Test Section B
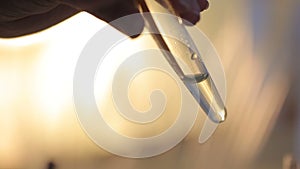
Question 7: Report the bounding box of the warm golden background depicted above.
[0,0,299,168]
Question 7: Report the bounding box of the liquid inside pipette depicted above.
[183,73,227,123]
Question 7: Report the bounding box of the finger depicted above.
[198,0,209,12]
[180,12,200,26]
[170,0,201,25]
[89,0,144,38]
[0,4,78,38]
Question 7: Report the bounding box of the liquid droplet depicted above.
[218,108,227,123]
[191,53,198,60]
[178,17,183,24]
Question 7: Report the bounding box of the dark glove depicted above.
[0,0,209,38]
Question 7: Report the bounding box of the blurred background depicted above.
[0,0,299,169]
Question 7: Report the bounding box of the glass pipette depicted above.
[139,0,227,123]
